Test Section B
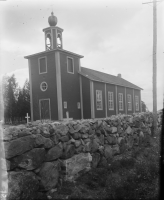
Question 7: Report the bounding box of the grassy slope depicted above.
[51,132,161,200]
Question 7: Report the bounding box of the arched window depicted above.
[57,33,62,48]
[46,33,52,50]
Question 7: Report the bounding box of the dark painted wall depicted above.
[106,84,116,116]
[60,52,81,119]
[30,52,58,121]
[81,76,91,119]
[94,81,106,118]
[134,89,140,112]
[126,88,134,114]
[117,86,125,114]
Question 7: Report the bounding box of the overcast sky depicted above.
[0,0,163,111]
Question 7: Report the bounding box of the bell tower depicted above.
[43,12,63,50]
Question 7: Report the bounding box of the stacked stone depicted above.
[1,112,154,200]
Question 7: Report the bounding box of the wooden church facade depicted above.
[25,13,142,121]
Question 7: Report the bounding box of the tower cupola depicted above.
[48,12,58,26]
[43,12,63,51]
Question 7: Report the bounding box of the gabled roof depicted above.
[79,67,143,90]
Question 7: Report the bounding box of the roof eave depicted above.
[78,72,143,90]
[24,49,84,59]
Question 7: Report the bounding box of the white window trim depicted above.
[96,90,103,110]
[40,82,48,92]
[127,94,132,111]
[39,98,51,120]
[67,56,74,74]
[135,95,139,111]
[118,93,124,111]
[38,56,47,74]
[108,91,114,110]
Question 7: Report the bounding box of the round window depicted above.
[40,82,48,91]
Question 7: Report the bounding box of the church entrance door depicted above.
[39,99,51,120]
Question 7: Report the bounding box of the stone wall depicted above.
[1,112,157,200]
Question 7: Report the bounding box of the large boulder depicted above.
[46,145,63,161]
[7,171,39,200]
[34,134,53,148]
[11,148,46,170]
[4,135,35,159]
[62,153,92,181]
[39,162,59,191]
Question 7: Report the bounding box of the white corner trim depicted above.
[104,84,107,117]
[55,52,63,120]
[125,87,127,114]
[115,85,118,115]
[133,89,135,113]
[79,76,83,119]
[28,59,33,121]
[90,81,95,119]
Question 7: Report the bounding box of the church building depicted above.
[25,12,142,121]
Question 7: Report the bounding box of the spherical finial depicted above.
[48,12,57,26]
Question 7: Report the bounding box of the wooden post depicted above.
[104,83,107,118]
[125,87,127,115]
[152,0,157,136]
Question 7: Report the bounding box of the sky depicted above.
[0,0,163,111]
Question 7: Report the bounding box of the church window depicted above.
[127,94,132,111]
[40,82,48,92]
[64,101,67,109]
[135,96,139,111]
[108,91,114,110]
[39,57,47,74]
[67,57,74,74]
[77,102,80,109]
[96,90,103,110]
[118,93,123,111]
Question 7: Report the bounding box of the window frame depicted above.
[118,93,124,111]
[96,90,103,110]
[135,95,139,111]
[40,82,48,92]
[108,91,114,110]
[127,94,132,111]
[38,56,47,74]
[67,56,74,74]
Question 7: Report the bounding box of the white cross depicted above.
[25,113,30,124]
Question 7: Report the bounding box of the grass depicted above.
[50,132,160,200]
